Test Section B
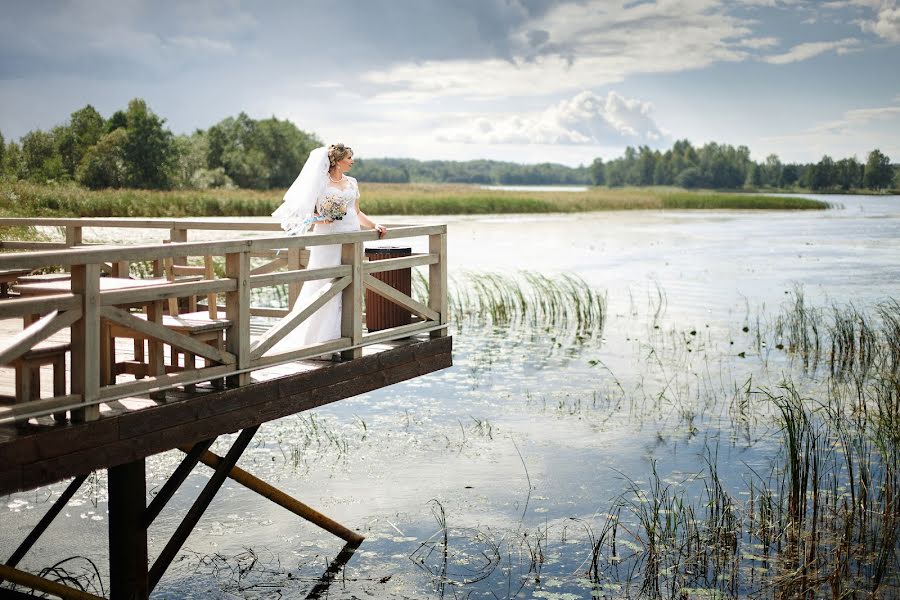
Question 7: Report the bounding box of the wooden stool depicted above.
[9,343,70,423]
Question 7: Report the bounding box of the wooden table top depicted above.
[0,269,31,282]
[14,277,171,296]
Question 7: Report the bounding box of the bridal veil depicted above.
[272,146,328,235]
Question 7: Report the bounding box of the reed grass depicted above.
[443,271,606,338]
[773,291,900,382]
[0,180,828,220]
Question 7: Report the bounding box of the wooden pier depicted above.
[0,218,452,599]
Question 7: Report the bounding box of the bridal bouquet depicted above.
[305,195,348,226]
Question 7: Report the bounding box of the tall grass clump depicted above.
[441,271,606,339]
[773,292,900,382]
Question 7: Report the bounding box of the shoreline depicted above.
[0,181,833,221]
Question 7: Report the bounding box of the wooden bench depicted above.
[6,342,70,423]
[0,269,31,298]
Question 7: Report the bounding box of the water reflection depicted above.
[4,196,900,598]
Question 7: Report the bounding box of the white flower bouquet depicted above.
[304,194,348,226]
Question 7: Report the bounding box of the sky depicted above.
[1,0,899,167]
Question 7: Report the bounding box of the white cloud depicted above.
[738,37,780,48]
[364,1,754,101]
[435,91,668,146]
[860,4,900,41]
[811,103,900,134]
[762,37,860,63]
[761,99,900,160]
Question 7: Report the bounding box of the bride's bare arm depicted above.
[356,204,386,238]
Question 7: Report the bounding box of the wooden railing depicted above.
[0,217,311,286]
[0,224,448,425]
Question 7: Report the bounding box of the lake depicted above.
[3,194,899,598]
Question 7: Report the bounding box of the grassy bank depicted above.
[0,180,829,219]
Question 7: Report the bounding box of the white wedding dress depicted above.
[267,177,361,355]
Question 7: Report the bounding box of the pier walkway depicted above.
[0,218,451,599]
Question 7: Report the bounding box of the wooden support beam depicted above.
[108,459,149,600]
[182,445,364,544]
[149,426,259,591]
[144,439,215,527]
[4,475,88,569]
[0,564,105,600]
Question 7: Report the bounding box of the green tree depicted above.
[745,163,764,189]
[589,157,605,186]
[3,142,22,178]
[834,157,862,191]
[809,155,836,191]
[206,113,319,189]
[653,152,675,185]
[106,110,127,133]
[763,154,783,188]
[62,105,105,176]
[863,149,893,190]
[0,131,5,172]
[781,164,800,188]
[20,129,63,182]
[122,98,176,188]
[76,128,128,189]
[172,131,209,188]
[674,166,706,189]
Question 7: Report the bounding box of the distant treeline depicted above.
[1,98,897,193]
[591,141,898,192]
[358,143,898,192]
[350,157,592,186]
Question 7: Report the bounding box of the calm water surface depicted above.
[4,194,899,598]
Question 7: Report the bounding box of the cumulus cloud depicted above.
[762,37,860,63]
[860,4,900,41]
[364,1,754,101]
[435,91,668,145]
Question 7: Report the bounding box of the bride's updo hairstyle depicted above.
[327,143,353,169]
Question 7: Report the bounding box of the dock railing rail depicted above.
[0,223,448,425]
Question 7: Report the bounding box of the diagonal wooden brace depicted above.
[178,444,364,545]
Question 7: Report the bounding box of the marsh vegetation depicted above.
[0,180,827,222]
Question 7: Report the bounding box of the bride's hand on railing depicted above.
[374,224,386,238]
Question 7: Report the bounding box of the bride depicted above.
[267,143,386,355]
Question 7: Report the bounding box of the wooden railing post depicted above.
[146,300,165,401]
[340,242,363,360]
[225,250,251,386]
[428,232,448,338]
[167,227,188,276]
[65,225,82,248]
[70,263,100,422]
[287,247,303,306]
[64,226,83,274]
